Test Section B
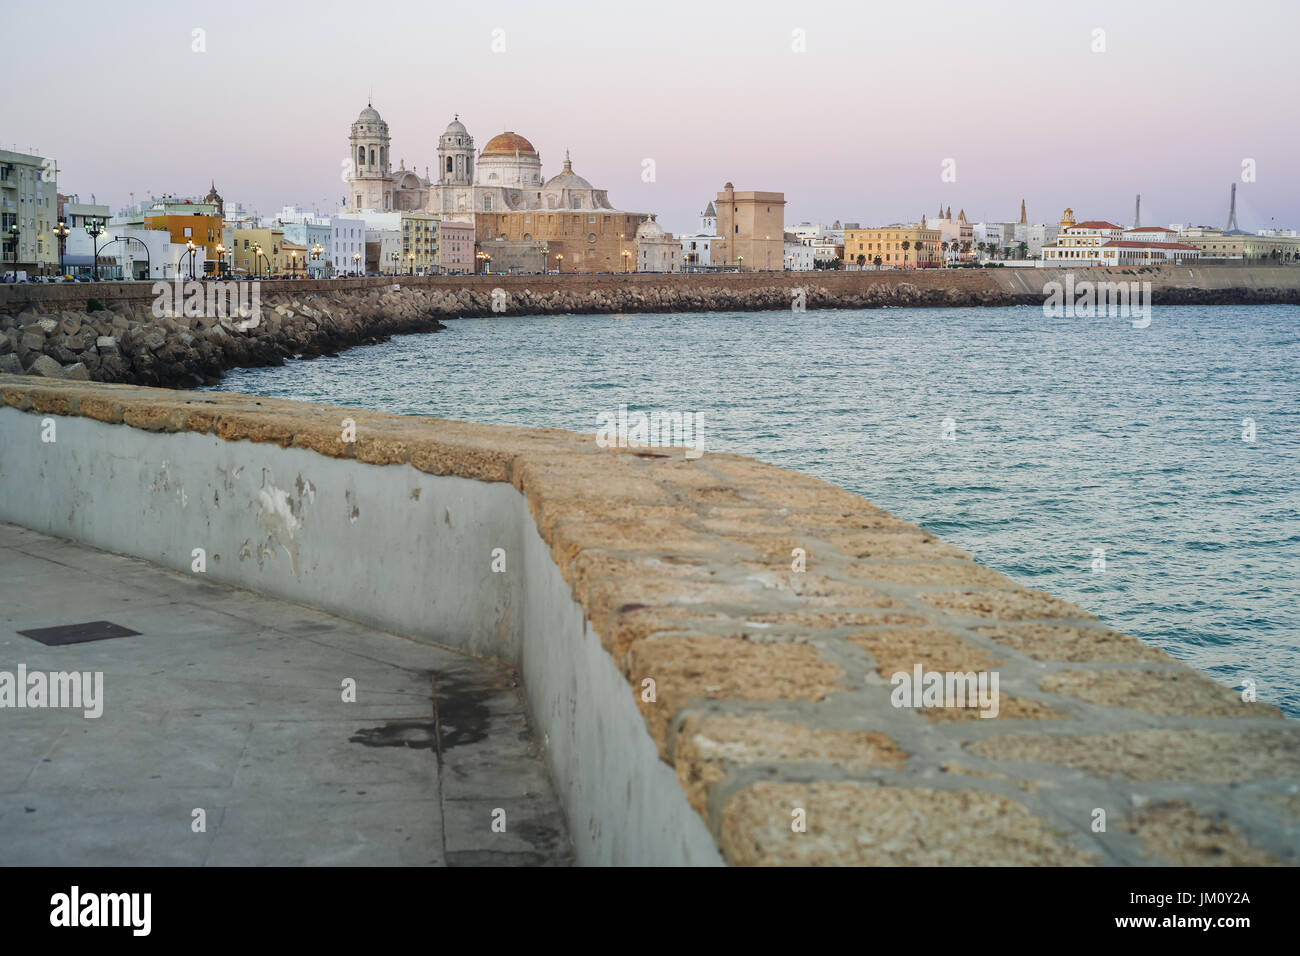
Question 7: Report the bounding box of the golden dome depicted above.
[481,131,537,155]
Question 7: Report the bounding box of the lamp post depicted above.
[476,250,490,274]
[311,242,323,278]
[352,251,361,275]
[85,216,105,280]
[53,219,69,276]
[186,239,197,280]
[408,252,414,276]
[622,248,630,273]
[555,253,563,273]
[216,242,225,278]
[290,250,298,278]
[736,254,744,272]
[6,223,18,273]
[390,251,399,275]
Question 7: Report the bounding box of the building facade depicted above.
[843,223,941,268]
[438,220,474,274]
[400,211,439,275]
[713,183,786,271]
[330,218,365,275]
[635,217,681,272]
[0,149,58,275]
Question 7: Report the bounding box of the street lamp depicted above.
[390,251,399,275]
[85,216,105,280]
[53,219,70,276]
[408,252,415,276]
[186,239,197,280]
[290,250,298,278]
[6,223,16,272]
[622,249,630,273]
[476,250,490,274]
[216,242,225,278]
[736,254,744,272]
[311,242,323,277]
[555,253,563,273]
[352,251,361,275]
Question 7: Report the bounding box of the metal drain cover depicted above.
[17,621,141,646]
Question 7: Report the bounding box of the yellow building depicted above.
[713,183,786,271]
[143,200,223,262]
[400,211,439,275]
[1177,227,1300,262]
[282,239,308,277]
[224,227,285,277]
[843,223,941,268]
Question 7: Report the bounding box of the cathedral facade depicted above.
[345,105,622,220]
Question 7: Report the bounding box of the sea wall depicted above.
[1,375,1296,865]
[1,266,1296,386]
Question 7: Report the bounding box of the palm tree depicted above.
[873,255,882,268]
[901,240,911,268]
[856,253,866,268]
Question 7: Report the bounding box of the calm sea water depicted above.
[204,305,1300,716]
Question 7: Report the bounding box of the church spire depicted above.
[1019,198,1027,224]
[563,148,572,173]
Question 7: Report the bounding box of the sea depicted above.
[203,304,1300,716]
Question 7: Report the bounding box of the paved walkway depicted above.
[0,522,571,866]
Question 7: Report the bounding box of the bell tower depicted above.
[347,102,393,212]
[437,115,475,187]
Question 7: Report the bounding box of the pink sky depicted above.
[3,0,1296,234]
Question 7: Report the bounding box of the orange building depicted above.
[143,199,223,262]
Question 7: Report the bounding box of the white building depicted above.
[1040,210,1199,266]
[1040,210,1124,265]
[972,222,1017,258]
[680,201,719,269]
[61,198,112,275]
[103,225,209,281]
[1014,222,1058,257]
[330,217,366,275]
[635,217,681,272]
[784,233,814,270]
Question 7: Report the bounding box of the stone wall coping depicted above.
[3,373,1296,866]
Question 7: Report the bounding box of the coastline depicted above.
[1,264,1297,387]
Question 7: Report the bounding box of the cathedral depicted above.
[345,104,619,218]
[344,102,659,272]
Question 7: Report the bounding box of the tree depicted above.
[901,240,910,268]
[873,255,882,267]
[856,253,866,268]
[1018,241,1028,259]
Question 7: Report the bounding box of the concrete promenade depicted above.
[0,522,572,866]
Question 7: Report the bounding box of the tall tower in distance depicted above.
[1019,199,1027,225]
[347,102,392,212]
[1133,194,1141,228]
[437,115,475,187]
[1226,183,1239,231]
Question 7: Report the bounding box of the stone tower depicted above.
[1019,199,1027,224]
[348,102,392,212]
[437,115,475,187]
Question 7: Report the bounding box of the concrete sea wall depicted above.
[1,265,1297,387]
[1,375,1296,865]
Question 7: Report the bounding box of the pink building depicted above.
[438,220,475,274]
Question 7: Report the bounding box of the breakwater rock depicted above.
[0,286,448,387]
[2,266,1297,386]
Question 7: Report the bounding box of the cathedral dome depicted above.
[357,105,382,123]
[544,151,592,191]
[444,116,468,136]
[482,131,537,156]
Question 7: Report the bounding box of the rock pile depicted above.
[0,286,448,387]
